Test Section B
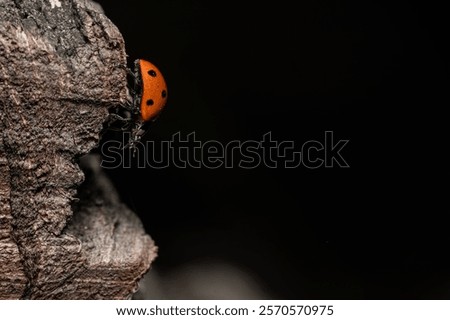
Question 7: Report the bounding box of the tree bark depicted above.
[0,0,157,299]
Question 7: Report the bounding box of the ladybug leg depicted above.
[104,113,133,132]
[126,67,135,78]
[122,134,139,156]
[122,120,147,156]
[124,64,142,116]
[126,64,141,89]
[106,113,131,122]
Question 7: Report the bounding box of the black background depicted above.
[95,0,448,298]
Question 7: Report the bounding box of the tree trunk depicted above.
[0,0,157,299]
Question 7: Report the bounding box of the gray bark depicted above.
[0,0,157,299]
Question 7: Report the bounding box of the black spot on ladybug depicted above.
[162,90,167,98]
[148,70,157,77]
[146,99,154,106]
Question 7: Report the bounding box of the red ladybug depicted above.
[137,59,168,122]
[108,59,168,149]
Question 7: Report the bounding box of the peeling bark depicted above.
[0,0,156,299]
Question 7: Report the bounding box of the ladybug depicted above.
[107,59,168,150]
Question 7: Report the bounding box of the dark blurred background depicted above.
[94,0,448,298]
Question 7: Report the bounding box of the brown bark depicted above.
[0,0,156,299]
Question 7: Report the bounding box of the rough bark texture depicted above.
[0,0,157,299]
